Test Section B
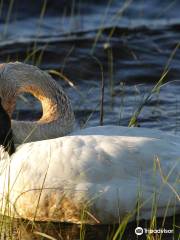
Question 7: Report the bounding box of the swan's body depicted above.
[0,62,179,224]
[0,126,179,224]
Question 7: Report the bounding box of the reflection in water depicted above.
[0,215,179,240]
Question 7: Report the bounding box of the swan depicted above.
[0,62,75,144]
[0,62,179,224]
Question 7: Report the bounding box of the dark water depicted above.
[0,0,180,132]
[0,0,180,239]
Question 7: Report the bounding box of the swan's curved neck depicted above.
[0,62,75,144]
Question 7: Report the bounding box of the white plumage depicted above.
[0,126,179,224]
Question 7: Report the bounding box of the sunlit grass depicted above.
[2,0,15,37]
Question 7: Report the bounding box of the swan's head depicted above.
[0,97,7,111]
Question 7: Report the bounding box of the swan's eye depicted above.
[12,93,43,121]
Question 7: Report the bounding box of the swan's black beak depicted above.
[0,97,15,155]
[0,97,12,118]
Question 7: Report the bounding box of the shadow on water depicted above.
[1,214,179,240]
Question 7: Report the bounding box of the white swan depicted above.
[0,63,179,224]
[0,62,75,144]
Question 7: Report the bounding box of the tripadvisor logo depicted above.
[135,227,143,235]
[135,227,173,235]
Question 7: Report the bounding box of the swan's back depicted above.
[0,130,179,224]
[71,125,179,140]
